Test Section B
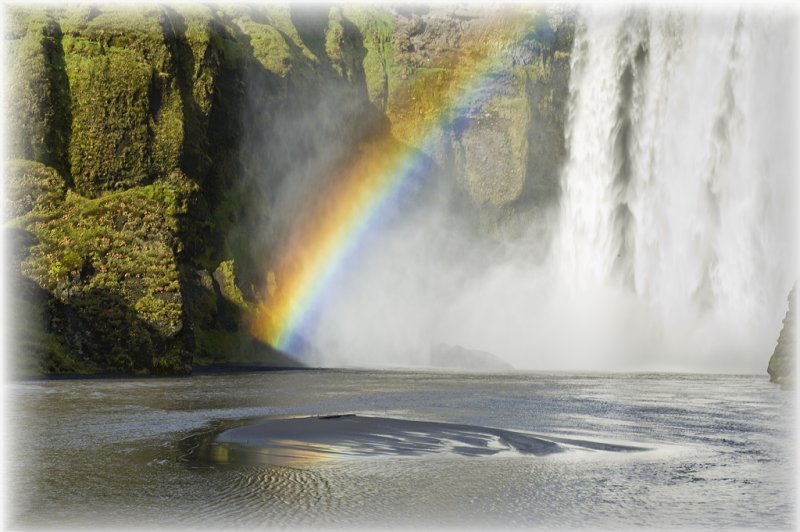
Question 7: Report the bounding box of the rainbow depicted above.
[249,13,539,357]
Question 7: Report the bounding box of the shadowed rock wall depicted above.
[4,5,573,375]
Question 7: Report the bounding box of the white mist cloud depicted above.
[252,6,797,375]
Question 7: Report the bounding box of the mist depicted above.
[242,5,797,374]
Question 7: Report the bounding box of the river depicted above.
[6,370,795,529]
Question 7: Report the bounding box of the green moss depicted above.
[261,5,317,62]
[6,178,193,373]
[5,5,273,374]
[171,5,221,110]
[13,182,187,336]
[6,10,71,177]
[388,65,456,141]
[58,6,164,36]
[4,5,577,374]
[40,331,82,373]
[324,8,370,87]
[344,6,395,108]
[214,259,249,310]
[151,351,187,374]
[193,328,247,364]
[58,6,184,197]
[64,45,152,195]
[325,12,345,76]
[151,76,185,176]
[244,20,295,76]
[4,160,66,218]
[223,5,322,84]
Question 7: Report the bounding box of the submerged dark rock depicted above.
[768,286,796,389]
[430,343,514,372]
[201,414,647,465]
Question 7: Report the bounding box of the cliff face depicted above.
[768,287,796,389]
[367,7,573,235]
[4,5,573,375]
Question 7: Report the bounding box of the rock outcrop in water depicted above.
[430,343,514,372]
[196,414,647,466]
[4,5,574,375]
[768,287,796,389]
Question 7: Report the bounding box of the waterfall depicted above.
[552,6,798,371]
[307,5,796,373]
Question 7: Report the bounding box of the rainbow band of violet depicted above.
[248,12,540,357]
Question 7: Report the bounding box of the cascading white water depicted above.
[552,6,798,372]
[310,5,797,373]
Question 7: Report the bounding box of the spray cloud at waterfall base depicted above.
[250,6,797,374]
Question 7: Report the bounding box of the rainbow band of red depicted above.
[248,13,539,356]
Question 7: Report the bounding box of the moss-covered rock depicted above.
[58,7,184,197]
[8,174,193,373]
[5,229,74,375]
[6,11,71,178]
[373,6,573,231]
[343,7,395,109]
[213,259,249,310]
[768,286,796,389]
[4,160,66,218]
[4,5,576,375]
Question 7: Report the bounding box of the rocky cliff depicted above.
[768,287,795,389]
[4,5,574,375]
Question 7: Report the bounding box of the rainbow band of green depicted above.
[276,23,537,356]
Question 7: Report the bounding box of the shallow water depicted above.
[6,370,796,529]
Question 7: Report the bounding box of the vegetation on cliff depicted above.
[4,5,574,375]
[768,287,796,389]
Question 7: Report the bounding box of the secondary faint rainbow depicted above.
[249,13,538,357]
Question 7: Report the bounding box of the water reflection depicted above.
[193,433,348,466]
[8,371,795,529]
